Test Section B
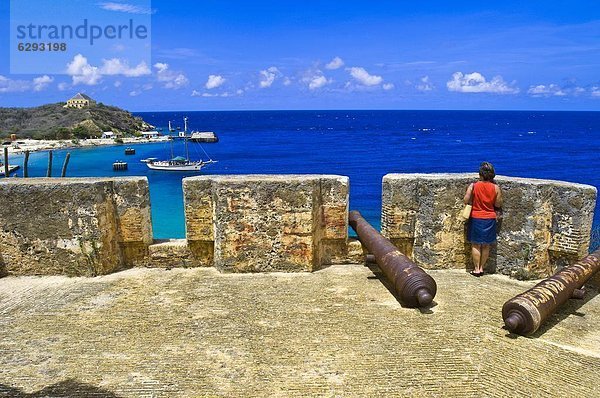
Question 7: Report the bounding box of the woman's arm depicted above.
[495,185,503,207]
[464,183,474,204]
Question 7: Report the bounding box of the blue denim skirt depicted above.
[468,218,497,244]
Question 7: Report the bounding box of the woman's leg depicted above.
[480,244,491,272]
[471,244,482,273]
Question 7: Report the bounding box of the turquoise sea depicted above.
[10,110,600,241]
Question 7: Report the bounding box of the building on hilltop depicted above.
[64,93,96,109]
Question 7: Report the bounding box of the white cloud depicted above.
[32,75,53,91]
[348,67,383,86]
[205,74,225,89]
[310,75,331,90]
[0,74,56,93]
[527,84,566,97]
[383,83,395,91]
[67,54,102,85]
[154,62,189,89]
[416,76,434,92]
[259,67,280,88]
[101,58,150,77]
[99,2,153,14]
[0,76,30,93]
[283,77,292,86]
[66,54,150,85]
[302,70,332,90]
[129,83,152,97]
[447,72,519,94]
[527,83,587,97]
[592,87,600,97]
[192,90,241,98]
[154,63,168,73]
[325,56,344,70]
[58,82,70,91]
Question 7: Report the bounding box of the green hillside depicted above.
[0,102,154,139]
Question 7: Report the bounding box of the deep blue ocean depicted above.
[11,110,600,240]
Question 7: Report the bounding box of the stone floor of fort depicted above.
[0,264,599,397]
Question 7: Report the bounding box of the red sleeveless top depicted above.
[471,181,497,219]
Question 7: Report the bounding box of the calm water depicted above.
[12,110,600,239]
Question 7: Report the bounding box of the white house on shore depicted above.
[64,93,96,109]
[101,131,115,139]
[141,131,160,138]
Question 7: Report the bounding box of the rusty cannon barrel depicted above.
[502,249,600,336]
[348,210,437,307]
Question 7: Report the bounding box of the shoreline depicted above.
[3,136,171,156]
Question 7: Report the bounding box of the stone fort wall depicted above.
[0,177,152,277]
[0,174,597,285]
[382,173,597,279]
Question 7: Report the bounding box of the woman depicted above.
[463,162,503,277]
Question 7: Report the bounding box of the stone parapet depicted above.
[183,175,349,272]
[0,177,152,276]
[381,173,597,278]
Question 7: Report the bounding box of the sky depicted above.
[0,0,599,111]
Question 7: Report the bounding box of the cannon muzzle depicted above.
[502,249,600,335]
[349,210,437,307]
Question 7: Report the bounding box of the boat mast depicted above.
[184,117,189,160]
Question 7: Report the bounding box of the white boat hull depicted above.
[145,160,216,171]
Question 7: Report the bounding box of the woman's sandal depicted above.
[470,271,484,277]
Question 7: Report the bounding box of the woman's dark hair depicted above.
[479,162,495,181]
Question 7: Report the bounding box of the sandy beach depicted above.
[3,136,171,155]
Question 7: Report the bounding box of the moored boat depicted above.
[190,131,218,143]
[143,117,217,172]
[145,156,216,171]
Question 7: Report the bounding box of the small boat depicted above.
[113,161,128,171]
[146,156,216,171]
[125,147,135,155]
[144,117,217,172]
[183,117,219,142]
[190,131,218,143]
[168,121,175,132]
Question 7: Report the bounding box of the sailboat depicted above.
[144,117,217,171]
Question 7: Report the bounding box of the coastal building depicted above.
[64,93,96,109]
[142,131,160,139]
[101,131,115,139]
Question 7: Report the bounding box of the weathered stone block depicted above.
[183,175,349,272]
[0,177,152,276]
[148,239,195,268]
[381,173,596,279]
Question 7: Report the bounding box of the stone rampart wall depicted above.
[381,173,597,278]
[183,175,349,272]
[1,174,597,285]
[0,177,152,276]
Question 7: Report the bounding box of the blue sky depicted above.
[0,0,599,111]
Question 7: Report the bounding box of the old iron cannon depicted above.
[502,249,600,336]
[348,210,437,308]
